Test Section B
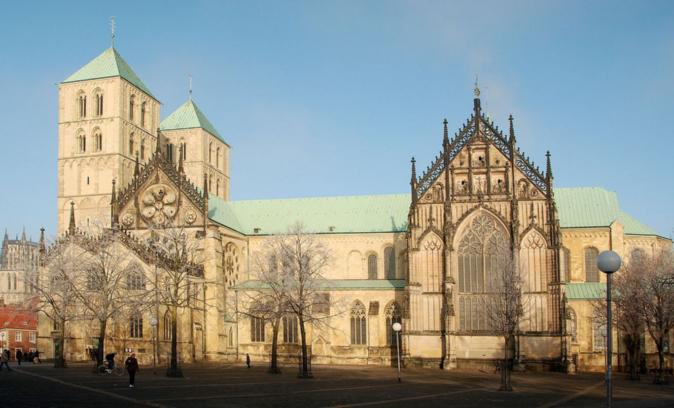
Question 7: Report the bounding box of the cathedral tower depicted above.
[57,47,160,233]
[160,98,230,200]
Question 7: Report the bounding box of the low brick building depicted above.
[0,302,38,360]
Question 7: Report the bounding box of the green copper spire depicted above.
[160,99,227,145]
[62,47,155,99]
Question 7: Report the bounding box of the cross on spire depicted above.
[110,16,116,47]
[474,74,480,98]
[189,74,193,100]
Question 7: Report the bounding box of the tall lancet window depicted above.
[457,213,508,332]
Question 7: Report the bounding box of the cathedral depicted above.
[38,45,672,372]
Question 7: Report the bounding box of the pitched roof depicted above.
[209,193,409,235]
[555,187,657,235]
[160,99,227,144]
[208,187,660,237]
[566,282,605,300]
[62,47,155,98]
[0,306,37,330]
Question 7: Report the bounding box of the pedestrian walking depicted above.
[16,349,22,366]
[125,353,139,388]
[0,350,11,371]
[34,350,41,364]
[246,353,251,368]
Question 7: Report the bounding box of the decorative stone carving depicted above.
[121,212,135,227]
[184,210,197,225]
[140,184,178,225]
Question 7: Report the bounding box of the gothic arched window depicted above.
[129,95,135,121]
[140,101,146,127]
[384,247,396,279]
[385,301,402,346]
[216,147,220,168]
[129,314,143,338]
[520,232,548,332]
[77,132,86,153]
[367,254,377,280]
[140,139,146,160]
[93,130,103,152]
[584,247,599,283]
[350,301,367,345]
[457,214,508,332]
[95,92,103,116]
[209,142,213,163]
[163,310,173,340]
[282,315,298,343]
[78,91,87,118]
[129,133,135,156]
[630,248,646,263]
[561,247,571,282]
[223,243,240,288]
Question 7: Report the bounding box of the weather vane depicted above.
[110,16,116,47]
[474,74,480,98]
[189,74,192,100]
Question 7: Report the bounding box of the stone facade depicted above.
[37,46,672,373]
[0,230,39,305]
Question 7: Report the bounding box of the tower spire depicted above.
[546,150,554,189]
[68,201,76,235]
[473,75,481,114]
[508,114,516,145]
[39,227,46,266]
[443,118,449,148]
[110,16,116,48]
[410,157,418,204]
[155,128,162,157]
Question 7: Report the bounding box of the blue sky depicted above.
[0,0,672,240]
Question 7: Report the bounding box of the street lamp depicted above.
[392,322,402,383]
[150,317,158,375]
[597,250,621,408]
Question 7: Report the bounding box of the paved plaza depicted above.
[1,362,672,408]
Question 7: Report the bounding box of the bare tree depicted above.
[68,232,148,369]
[260,223,332,378]
[484,252,522,392]
[244,249,290,374]
[33,239,85,368]
[148,225,205,377]
[636,249,674,384]
[593,256,646,380]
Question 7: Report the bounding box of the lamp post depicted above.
[597,250,621,408]
[392,322,402,383]
[150,317,158,375]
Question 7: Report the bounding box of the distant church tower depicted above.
[57,46,160,233]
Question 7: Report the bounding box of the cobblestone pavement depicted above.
[1,362,673,408]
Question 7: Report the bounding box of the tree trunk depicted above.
[55,318,66,368]
[655,339,666,384]
[500,335,513,391]
[167,306,183,377]
[96,319,107,369]
[625,334,640,380]
[270,317,281,374]
[298,315,311,378]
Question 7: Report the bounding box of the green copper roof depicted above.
[208,187,659,237]
[160,99,227,144]
[209,193,409,235]
[566,282,605,300]
[63,47,155,98]
[555,187,657,235]
[236,279,406,291]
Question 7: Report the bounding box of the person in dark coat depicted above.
[125,353,139,387]
[0,350,10,371]
[246,353,251,368]
[34,350,41,364]
[15,350,22,366]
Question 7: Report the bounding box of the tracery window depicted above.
[350,301,367,345]
[457,214,508,332]
[163,310,173,340]
[385,301,402,346]
[127,269,145,291]
[384,247,396,279]
[167,143,174,163]
[630,248,646,263]
[223,243,240,288]
[251,316,265,342]
[129,314,143,338]
[584,247,599,283]
[592,313,606,351]
[520,232,548,332]
[282,315,298,343]
[367,254,377,280]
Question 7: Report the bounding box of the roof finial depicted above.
[68,201,76,235]
[443,119,449,147]
[546,150,553,183]
[188,74,192,100]
[410,157,418,204]
[110,16,116,48]
[474,74,480,98]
